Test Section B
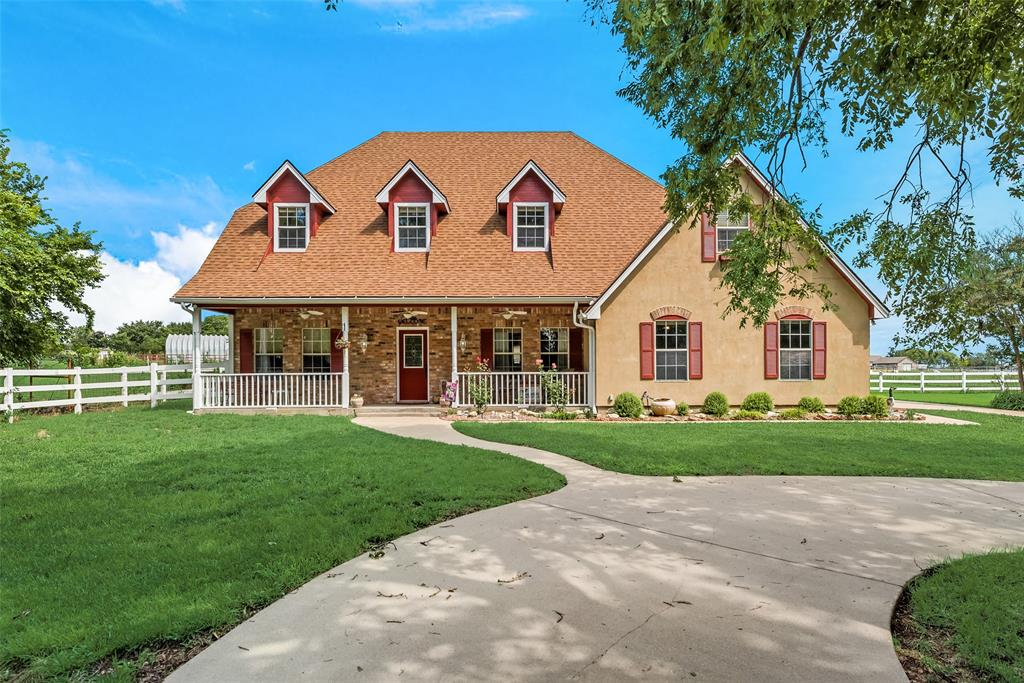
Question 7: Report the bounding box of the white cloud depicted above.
[148,0,186,11]
[151,222,219,280]
[243,160,256,171]
[81,253,190,332]
[362,1,530,33]
[9,138,232,233]
[68,222,220,332]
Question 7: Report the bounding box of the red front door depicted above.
[398,330,428,402]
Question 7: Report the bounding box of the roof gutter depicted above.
[170,295,595,306]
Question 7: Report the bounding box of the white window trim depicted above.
[778,318,814,382]
[492,327,524,372]
[274,202,310,253]
[654,319,689,382]
[301,328,331,374]
[394,202,431,253]
[714,211,750,255]
[512,202,549,252]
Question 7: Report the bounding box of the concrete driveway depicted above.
[170,417,1024,682]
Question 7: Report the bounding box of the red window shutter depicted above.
[701,213,716,262]
[239,329,254,374]
[479,329,494,368]
[569,328,584,370]
[330,328,345,373]
[639,322,655,380]
[688,321,703,379]
[764,321,779,379]
[813,321,827,379]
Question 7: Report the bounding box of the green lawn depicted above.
[873,390,1001,408]
[896,548,1024,681]
[0,402,564,679]
[454,411,1024,479]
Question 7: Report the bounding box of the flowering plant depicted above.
[538,360,568,410]
[467,357,492,411]
[333,335,350,350]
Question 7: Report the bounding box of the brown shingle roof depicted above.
[173,132,668,301]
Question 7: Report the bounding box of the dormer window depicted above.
[498,161,565,253]
[252,160,335,254]
[395,203,430,252]
[715,211,750,253]
[274,203,310,252]
[513,203,549,251]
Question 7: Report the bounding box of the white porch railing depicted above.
[456,371,590,407]
[201,372,347,409]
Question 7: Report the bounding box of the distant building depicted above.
[870,356,920,372]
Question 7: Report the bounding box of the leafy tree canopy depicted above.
[591,0,1023,330]
[108,320,170,356]
[887,347,961,368]
[0,130,104,366]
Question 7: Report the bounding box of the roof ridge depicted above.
[565,131,665,189]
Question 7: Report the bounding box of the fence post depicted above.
[919,371,925,392]
[150,363,159,408]
[877,373,883,393]
[73,367,83,414]
[121,367,129,407]
[4,367,13,424]
[961,370,967,393]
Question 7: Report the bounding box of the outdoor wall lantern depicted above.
[358,333,369,354]
[458,332,467,354]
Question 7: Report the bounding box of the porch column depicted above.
[226,313,235,372]
[450,305,458,407]
[191,306,203,411]
[341,306,350,409]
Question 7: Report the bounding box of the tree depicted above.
[202,315,229,336]
[888,347,961,368]
[590,0,1023,327]
[108,320,169,356]
[0,130,104,366]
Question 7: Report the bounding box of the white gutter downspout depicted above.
[572,302,598,413]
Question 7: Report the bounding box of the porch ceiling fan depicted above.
[394,309,429,320]
[298,310,325,320]
[494,308,528,321]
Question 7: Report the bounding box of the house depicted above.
[870,356,920,372]
[172,132,888,412]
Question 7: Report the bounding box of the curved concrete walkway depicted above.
[895,399,1024,417]
[170,418,1024,683]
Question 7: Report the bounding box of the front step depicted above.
[354,405,444,417]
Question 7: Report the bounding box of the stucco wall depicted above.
[594,183,871,407]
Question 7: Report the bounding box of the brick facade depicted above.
[230,305,584,405]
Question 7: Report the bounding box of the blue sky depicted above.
[2,0,1020,349]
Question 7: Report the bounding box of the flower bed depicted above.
[445,407,925,423]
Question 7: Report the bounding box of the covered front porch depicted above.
[184,303,594,412]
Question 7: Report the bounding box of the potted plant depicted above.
[351,392,364,408]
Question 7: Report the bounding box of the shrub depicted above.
[101,350,138,368]
[732,409,764,420]
[991,391,1024,411]
[702,391,729,416]
[797,396,825,413]
[549,409,578,420]
[779,407,806,420]
[740,391,774,413]
[582,406,596,420]
[837,395,864,417]
[613,392,643,418]
[861,394,889,418]
[539,367,569,411]
[675,402,689,416]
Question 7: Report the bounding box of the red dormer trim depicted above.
[497,161,565,241]
[253,160,334,242]
[375,161,449,249]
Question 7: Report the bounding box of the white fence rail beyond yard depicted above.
[457,371,590,407]
[2,363,225,421]
[871,369,1021,393]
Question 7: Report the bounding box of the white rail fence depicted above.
[871,369,1021,393]
[457,371,590,407]
[201,372,346,409]
[2,363,225,420]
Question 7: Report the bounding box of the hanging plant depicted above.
[334,333,350,350]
